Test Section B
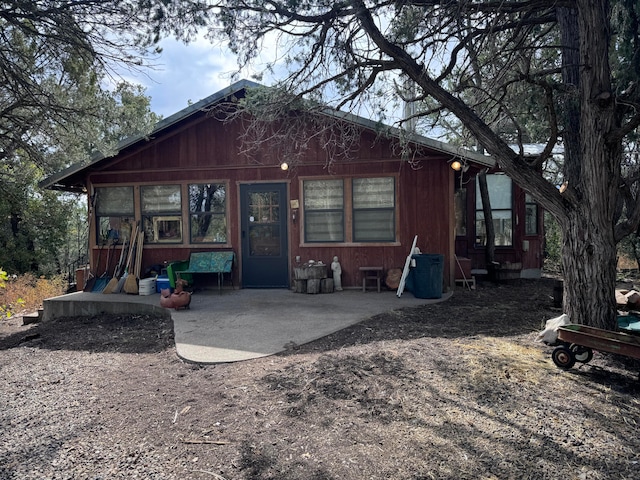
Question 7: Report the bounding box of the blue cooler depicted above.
[156,275,171,293]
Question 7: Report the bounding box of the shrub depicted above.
[0,272,66,318]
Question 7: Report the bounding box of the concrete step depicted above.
[22,309,43,326]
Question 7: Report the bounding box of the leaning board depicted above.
[396,235,418,298]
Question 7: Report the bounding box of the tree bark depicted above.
[477,171,496,277]
[348,1,625,329]
[558,1,620,330]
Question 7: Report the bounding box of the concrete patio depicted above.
[43,288,452,363]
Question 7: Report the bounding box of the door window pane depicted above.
[248,191,281,256]
[249,192,280,223]
[249,225,281,256]
[475,175,511,209]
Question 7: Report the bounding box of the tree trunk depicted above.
[477,171,495,266]
[356,1,622,329]
[559,1,620,330]
[561,208,618,329]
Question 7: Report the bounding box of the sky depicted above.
[125,36,243,118]
[123,34,414,135]
[124,34,283,119]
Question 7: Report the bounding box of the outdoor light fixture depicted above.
[280,162,289,171]
[450,159,469,172]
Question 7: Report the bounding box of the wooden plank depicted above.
[294,279,307,293]
[307,278,321,294]
[321,278,334,293]
[397,235,418,298]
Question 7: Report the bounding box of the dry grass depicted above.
[0,273,66,318]
[3,278,640,478]
[460,338,552,386]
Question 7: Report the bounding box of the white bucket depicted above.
[139,277,157,296]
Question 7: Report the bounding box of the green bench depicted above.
[175,251,235,292]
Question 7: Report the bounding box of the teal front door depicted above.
[240,183,289,288]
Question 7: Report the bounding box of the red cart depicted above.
[551,324,640,370]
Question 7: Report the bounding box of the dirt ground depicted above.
[2,277,640,479]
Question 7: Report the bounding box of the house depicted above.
[41,80,543,291]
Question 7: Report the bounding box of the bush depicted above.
[0,272,66,318]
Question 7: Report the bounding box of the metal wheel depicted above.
[552,345,576,370]
[570,344,594,364]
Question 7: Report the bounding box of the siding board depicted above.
[85,111,472,289]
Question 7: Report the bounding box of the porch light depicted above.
[450,159,469,172]
[280,162,289,171]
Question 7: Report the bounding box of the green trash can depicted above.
[410,254,444,299]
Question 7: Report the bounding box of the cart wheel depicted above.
[570,344,593,364]
[552,345,576,370]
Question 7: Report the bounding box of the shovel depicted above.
[92,240,116,292]
[103,238,127,294]
[84,241,104,292]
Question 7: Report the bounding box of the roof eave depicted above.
[41,78,495,190]
[40,79,260,191]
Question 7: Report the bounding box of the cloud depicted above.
[132,36,239,117]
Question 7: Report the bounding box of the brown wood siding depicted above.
[88,113,458,289]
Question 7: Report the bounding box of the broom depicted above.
[123,231,143,294]
[103,238,127,294]
[92,239,116,292]
[115,223,138,294]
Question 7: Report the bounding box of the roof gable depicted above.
[40,79,494,191]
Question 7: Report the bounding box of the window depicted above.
[475,174,512,246]
[141,185,182,243]
[95,186,134,244]
[189,183,227,243]
[304,179,345,242]
[352,177,395,242]
[525,193,538,235]
[303,176,396,243]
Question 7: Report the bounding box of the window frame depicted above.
[303,178,345,243]
[141,184,183,244]
[300,175,399,246]
[94,186,135,245]
[188,182,229,244]
[524,193,539,236]
[91,181,232,248]
[474,174,514,247]
[352,177,396,242]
